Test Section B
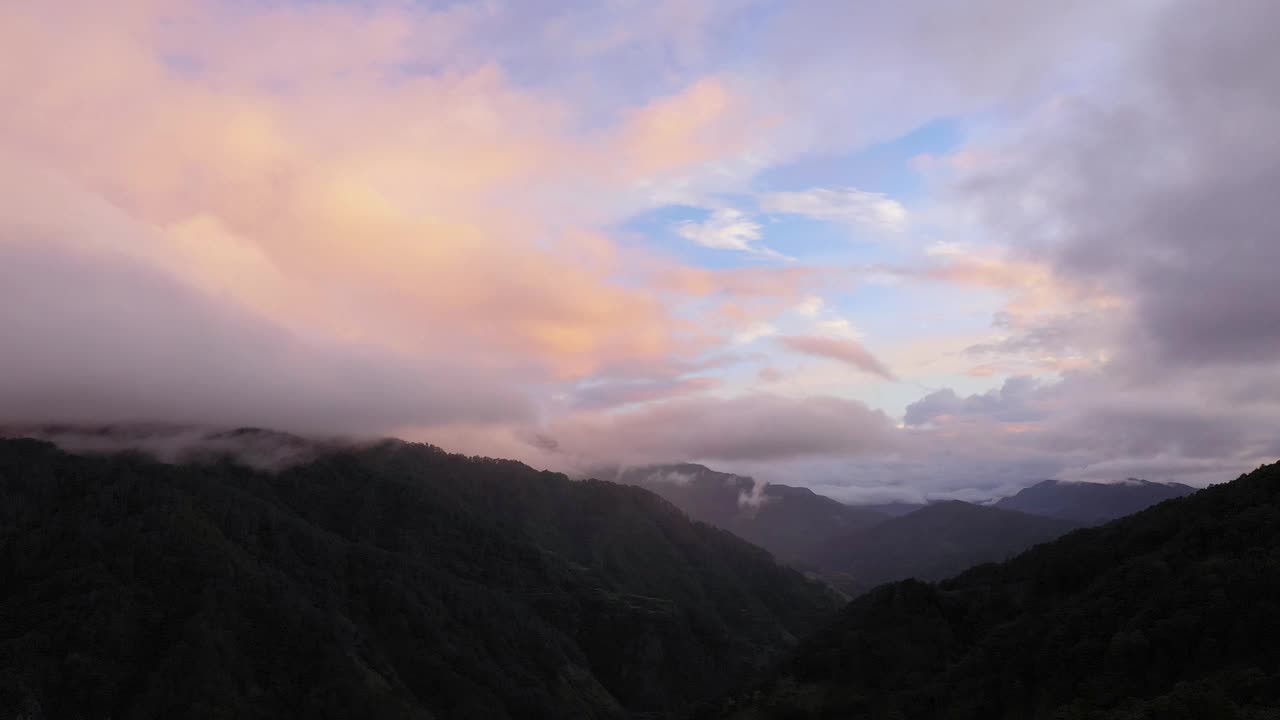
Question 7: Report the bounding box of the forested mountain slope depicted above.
[0,437,840,720]
[994,478,1196,524]
[724,463,1280,719]
[611,464,886,564]
[808,501,1080,595]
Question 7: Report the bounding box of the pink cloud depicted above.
[541,394,896,465]
[0,1,974,483]
[777,335,896,379]
[611,77,762,179]
[1,1,774,386]
[757,367,785,382]
[568,376,721,410]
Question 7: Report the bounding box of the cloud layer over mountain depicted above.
[2,0,1276,498]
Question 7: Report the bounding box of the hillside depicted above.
[0,436,841,719]
[852,501,926,518]
[994,478,1196,524]
[807,501,1079,595]
[721,464,1280,720]
[608,464,886,564]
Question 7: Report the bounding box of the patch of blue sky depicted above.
[620,117,974,268]
[622,199,910,269]
[758,213,884,261]
[754,117,966,203]
[835,282,1004,343]
[616,205,768,270]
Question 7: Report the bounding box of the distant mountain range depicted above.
[723,462,1280,719]
[610,464,1199,596]
[604,463,886,564]
[807,501,1081,595]
[992,477,1196,523]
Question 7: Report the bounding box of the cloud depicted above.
[643,469,696,486]
[752,0,1158,162]
[656,264,833,301]
[903,376,1048,427]
[541,393,896,465]
[890,367,1280,492]
[757,367,784,383]
[6,425,362,471]
[949,0,1280,374]
[732,322,778,345]
[777,335,896,379]
[837,0,1280,496]
[4,0,1273,506]
[614,77,755,178]
[794,295,824,317]
[0,1,739,412]
[1055,456,1260,485]
[924,241,971,257]
[760,187,908,233]
[0,238,531,434]
[568,376,719,410]
[674,207,782,256]
[737,478,771,511]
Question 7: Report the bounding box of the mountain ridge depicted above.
[604,463,887,565]
[993,477,1196,523]
[0,437,841,719]
[720,463,1280,719]
[807,500,1081,595]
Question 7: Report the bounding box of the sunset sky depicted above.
[3,0,1277,500]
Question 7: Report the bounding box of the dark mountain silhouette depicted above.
[807,501,1080,595]
[0,436,841,719]
[852,501,927,518]
[608,464,886,564]
[719,464,1280,719]
[993,477,1196,523]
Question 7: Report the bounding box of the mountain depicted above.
[852,501,927,518]
[720,464,1280,719]
[607,464,887,564]
[0,436,841,719]
[612,468,1080,595]
[807,501,1080,595]
[994,477,1196,523]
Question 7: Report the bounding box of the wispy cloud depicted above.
[777,335,896,379]
[760,187,908,234]
[539,393,896,464]
[732,322,779,345]
[794,295,824,317]
[674,207,787,258]
[569,376,719,410]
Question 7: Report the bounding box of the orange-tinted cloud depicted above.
[614,77,747,177]
[1,0,792,389]
[922,250,1122,327]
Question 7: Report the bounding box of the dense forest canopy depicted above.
[0,437,839,719]
[807,501,1081,595]
[4,431,1278,720]
[722,462,1280,719]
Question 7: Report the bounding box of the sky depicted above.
[3,0,1278,501]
